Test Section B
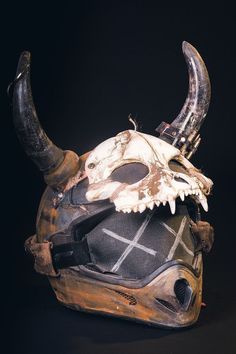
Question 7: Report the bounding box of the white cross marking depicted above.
[159,220,194,257]
[160,216,194,261]
[102,229,157,256]
[102,210,155,272]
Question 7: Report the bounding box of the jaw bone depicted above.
[116,188,209,214]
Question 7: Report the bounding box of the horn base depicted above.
[44,150,80,189]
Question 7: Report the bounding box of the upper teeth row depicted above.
[116,188,208,214]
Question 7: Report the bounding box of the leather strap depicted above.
[190,220,214,253]
[51,238,91,269]
[25,235,59,277]
[25,234,91,276]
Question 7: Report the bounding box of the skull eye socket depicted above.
[169,160,190,184]
[169,159,188,174]
[111,163,149,184]
[174,176,188,183]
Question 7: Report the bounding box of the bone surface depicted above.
[86,130,212,214]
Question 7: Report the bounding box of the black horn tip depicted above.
[15,51,31,79]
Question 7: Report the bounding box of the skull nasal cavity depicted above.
[111,163,149,184]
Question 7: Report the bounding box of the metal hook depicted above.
[128,113,138,131]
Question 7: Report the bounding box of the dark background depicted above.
[2,1,236,353]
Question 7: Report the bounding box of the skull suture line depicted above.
[86,130,212,214]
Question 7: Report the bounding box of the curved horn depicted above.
[156,41,211,159]
[13,51,79,188]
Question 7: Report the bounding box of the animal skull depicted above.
[85,130,213,214]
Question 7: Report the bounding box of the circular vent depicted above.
[174,278,191,306]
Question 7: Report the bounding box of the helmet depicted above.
[12,41,214,328]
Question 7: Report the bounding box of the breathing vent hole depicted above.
[174,278,191,306]
[115,290,137,305]
[155,298,176,312]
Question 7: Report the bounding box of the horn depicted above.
[12,51,79,188]
[156,41,211,159]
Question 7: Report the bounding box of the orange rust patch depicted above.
[49,262,203,328]
[138,164,161,199]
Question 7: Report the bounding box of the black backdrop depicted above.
[2,1,236,353]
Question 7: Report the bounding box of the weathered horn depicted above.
[156,41,211,159]
[13,51,79,188]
